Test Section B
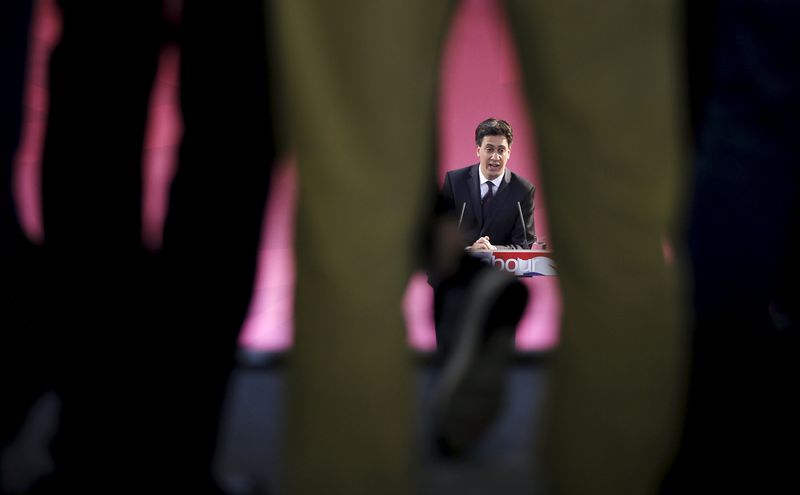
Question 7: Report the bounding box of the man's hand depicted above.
[468,236,496,252]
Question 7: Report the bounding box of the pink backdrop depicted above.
[15,0,561,353]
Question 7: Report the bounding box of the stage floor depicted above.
[1,353,550,495]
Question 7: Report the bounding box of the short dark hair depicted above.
[475,118,513,147]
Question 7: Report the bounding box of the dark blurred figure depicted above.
[664,1,800,492]
[2,0,274,493]
[1,2,49,493]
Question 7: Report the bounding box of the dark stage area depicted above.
[2,352,550,495]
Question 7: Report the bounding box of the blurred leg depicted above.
[668,1,800,491]
[39,0,162,488]
[503,1,687,493]
[0,0,48,477]
[273,1,454,493]
[157,0,275,489]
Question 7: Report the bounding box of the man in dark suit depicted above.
[441,118,535,251]
[429,119,531,456]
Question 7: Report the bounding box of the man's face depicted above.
[477,135,511,180]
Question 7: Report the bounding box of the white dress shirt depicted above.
[478,169,503,199]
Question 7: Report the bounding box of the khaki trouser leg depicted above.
[503,1,687,493]
[273,1,454,493]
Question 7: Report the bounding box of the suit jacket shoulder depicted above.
[443,164,477,182]
[508,169,534,192]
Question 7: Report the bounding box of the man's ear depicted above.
[476,146,481,158]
